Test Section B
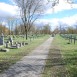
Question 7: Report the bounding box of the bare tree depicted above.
[47,0,74,10]
[14,0,46,39]
[13,0,75,39]
[48,0,73,5]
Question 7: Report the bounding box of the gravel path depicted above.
[0,37,53,77]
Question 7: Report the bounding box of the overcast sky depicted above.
[0,0,77,29]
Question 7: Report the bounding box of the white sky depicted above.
[0,2,18,17]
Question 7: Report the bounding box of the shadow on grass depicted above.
[43,47,77,77]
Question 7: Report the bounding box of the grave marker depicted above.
[0,33,4,45]
[9,37,13,46]
[5,43,9,48]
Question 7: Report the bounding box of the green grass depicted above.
[54,35,77,77]
[43,34,77,77]
[0,35,50,73]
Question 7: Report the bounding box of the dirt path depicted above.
[0,37,53,77]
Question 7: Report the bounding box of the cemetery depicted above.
[60,34,77,44]
[0,0,77,77]
[0,34,50,73]
[0,34,29,52]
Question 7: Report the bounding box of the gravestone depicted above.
[70,35,72,43]
[16,43,19,48]
[9,37,13,46]
[74,36,76,44]
[5,43,9,48]
[19,43,22,47]
[22,42,25,46]
[0,33,4,45]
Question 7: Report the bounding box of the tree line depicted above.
[53,24,77,34]
[0,23,51,35]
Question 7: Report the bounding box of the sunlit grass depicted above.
[52,34,77,77]
[43,34,77,77]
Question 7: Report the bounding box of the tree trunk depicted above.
[24,25,28,40]
[25,29,27,40]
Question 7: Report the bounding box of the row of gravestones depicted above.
[0,33,13,46]
[0,34,36,45]
[5,41,28,49]
[0,34,22,46]
[0,34,28,51]
[5,36,28,49]
[60,34,77,44]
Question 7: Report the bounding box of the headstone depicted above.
[18,43,22,47]
[9,37,13,42]
[16,44,19,48]
[22,42,25,46]
[5,43,9,48]
[9,37,13,46]
[10,42,12,46]
[0,33,4,45]
[74,36,76,44]
[19,43,22,47]
[70,35,72,43]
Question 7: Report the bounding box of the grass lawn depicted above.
[0,35,50,73]
[43,34,77,77]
